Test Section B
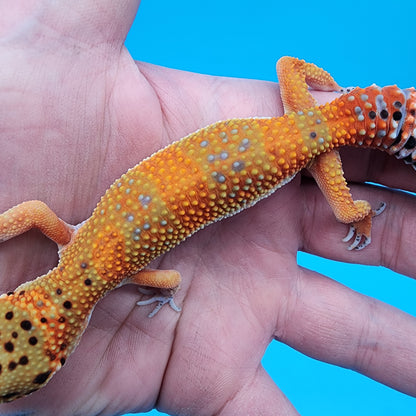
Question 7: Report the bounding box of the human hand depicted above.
[0,1,415,415]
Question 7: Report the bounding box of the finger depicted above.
[218,367,299,416]
[277,268,416,396]
[303,148,416,195]
[4,1,141,45]
[137,62,286,132]
[158,365,299,416]
[339,147,416,194]
[301,177,416,277]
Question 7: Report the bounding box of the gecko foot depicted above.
[342,202,386,250]
[137,287,181,318]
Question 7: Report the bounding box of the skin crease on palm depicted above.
[0,1,416,416]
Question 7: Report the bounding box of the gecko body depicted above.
[0,57,415,401]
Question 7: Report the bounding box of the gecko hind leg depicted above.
[0,200,74,247]
[308,150,386,250]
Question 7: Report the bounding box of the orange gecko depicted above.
[0,57,415,402]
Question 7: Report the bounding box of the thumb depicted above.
[0,0,140,46]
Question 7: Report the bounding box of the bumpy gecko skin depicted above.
[0,57,415,402]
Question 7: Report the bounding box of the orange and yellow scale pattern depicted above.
[0,57,415,402]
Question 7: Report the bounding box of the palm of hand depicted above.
[1,3,416,416]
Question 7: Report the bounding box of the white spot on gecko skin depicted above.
[376,94,387,113]
[208,151,229,162]
[132,227,141,241]
[232,161,245,172]
[212,171,226,183]
[238,138,250,152]
[139,195,152,209]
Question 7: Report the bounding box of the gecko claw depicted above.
[373,202,386,216]
[342,225,355,243]
[137,288,181,318]
[344,228,370,250]
[349,233,371,251]
[342,202,386,250]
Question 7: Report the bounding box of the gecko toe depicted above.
[137,289,181,318]
[342,225,355,243]
[373,202,386,216]
[347,232,363,250]
[354,236,371,251]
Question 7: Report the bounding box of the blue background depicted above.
[123,0,415,414]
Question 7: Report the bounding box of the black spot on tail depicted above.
[1,391,21,401]
[404,136,416,150]
[20,320,32,331]
[4,341,14,352]
[63,301,72,309]
[8,361,17,371]
[28,336,38,345]
[33,370,52,385]
[19,356,29,365]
